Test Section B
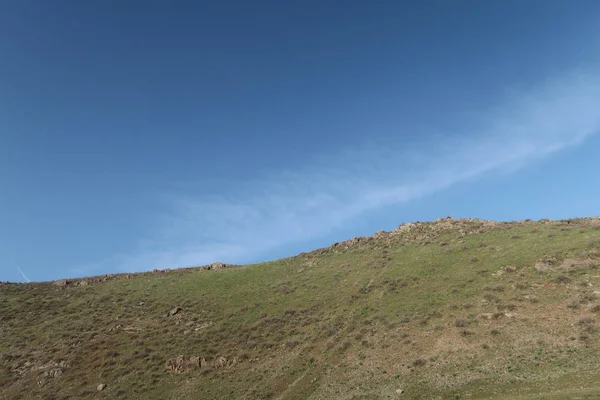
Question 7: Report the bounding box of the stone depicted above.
[169,307,181,316]
[214,356,228,368]
[524,294,539,302]
[534,260,553,272]
[208,262,227,270]
[396,388,404,394]
[43,369,63,378]
[97,383,107,391]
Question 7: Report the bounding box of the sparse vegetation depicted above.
[2,216,600,399]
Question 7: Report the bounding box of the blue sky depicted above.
[2,1,600,282]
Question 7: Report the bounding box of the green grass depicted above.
[2,217,600,399]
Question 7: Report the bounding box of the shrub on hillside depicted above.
[454,318,467,328]
[554,274,571,284]
[413,358,427,367]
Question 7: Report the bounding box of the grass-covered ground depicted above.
[2,217,600,399]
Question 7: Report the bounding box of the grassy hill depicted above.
[2,217,600,399]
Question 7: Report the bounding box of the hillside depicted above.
[2,217,600,399]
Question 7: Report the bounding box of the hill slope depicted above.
[2,217,600,399]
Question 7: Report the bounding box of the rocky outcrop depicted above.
[535,256,599,272]
[165,356,202,373]
[45,261,241,289]
[322,217,600,255]
[201,262,237,271]
[43,368,63,378]
[164,355,239,373]
[325,217,505,254]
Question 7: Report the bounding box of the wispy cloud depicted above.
[103,67,600,274]
[16,265,31,282]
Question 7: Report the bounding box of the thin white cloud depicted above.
[16,265,31,282]
[96,67,600,274]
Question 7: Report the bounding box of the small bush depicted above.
[483,294,500,303]
[276,285,296,295]
[554,275,571,284]
[582,324,598,334]
[589,304,600,313]
[483,285,505,292]
[490,329,500,335]
[454,318,468,328]
[497,303,517,311]
[413,358,427,367]
[338,341,352,352]
[576,317,595,326]
[567,300,580,309]
[582,293,598,302]
[588,239,600,248]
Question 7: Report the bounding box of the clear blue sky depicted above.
[2,1,600,282]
